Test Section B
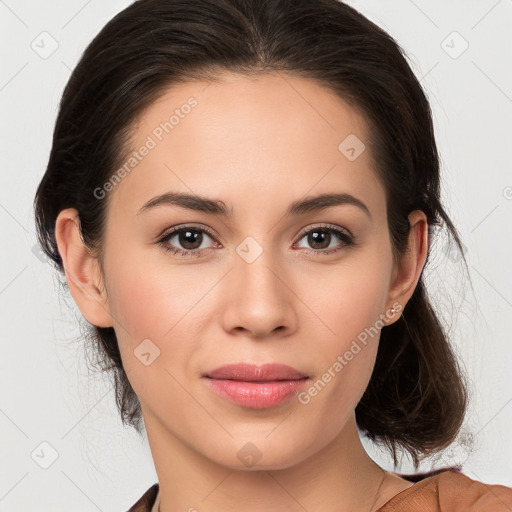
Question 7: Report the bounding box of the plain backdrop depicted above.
[0,1,511,510]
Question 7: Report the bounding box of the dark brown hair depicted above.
[33,0,470,468]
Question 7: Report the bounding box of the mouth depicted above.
[203,362,309,381]
[202,363,309,409]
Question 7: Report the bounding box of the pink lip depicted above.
[204,363,308,381]
[202,363,309,409]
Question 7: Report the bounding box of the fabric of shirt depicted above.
[126,467,512,512]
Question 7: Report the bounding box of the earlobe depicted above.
[384,210,429,324]
[54,208,113,328]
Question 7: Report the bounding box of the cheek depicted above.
[301,258,391,402]
[298,300,384,430]
[104,248,205,342]
[314,258,391,343]
[101,248,217,388]
[103,258,200,407]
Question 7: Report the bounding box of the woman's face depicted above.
[90,71,407,469]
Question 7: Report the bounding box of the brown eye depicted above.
[295,225,355,255]
[175,229,204,250]
[306,229,332,250]
[158,226,218,256]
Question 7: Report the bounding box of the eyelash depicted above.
[157,223,356,258]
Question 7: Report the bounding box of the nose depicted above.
[220,241,298,339]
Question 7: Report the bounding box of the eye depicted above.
[294,224,355,255]
[157,225,219,257]
[157,223,356,257]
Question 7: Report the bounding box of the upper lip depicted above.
[203,363,308,381]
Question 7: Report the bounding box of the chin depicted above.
[204,436,317,472]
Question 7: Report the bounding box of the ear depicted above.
[384,209,429,325]
[54,208,113,328]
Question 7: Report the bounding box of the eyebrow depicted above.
[137,191,372,219]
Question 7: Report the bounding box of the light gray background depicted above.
[1,1,511,510]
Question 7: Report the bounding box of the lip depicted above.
[204,363,308,381]
[202,363,309,409]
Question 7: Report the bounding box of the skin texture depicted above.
[55,71,428,511]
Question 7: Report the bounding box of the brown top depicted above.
[126,468,512,512]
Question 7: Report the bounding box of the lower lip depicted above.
[203,378,308,409]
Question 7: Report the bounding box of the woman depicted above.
[33,0,512,510]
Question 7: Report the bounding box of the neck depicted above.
[143,409,409,512]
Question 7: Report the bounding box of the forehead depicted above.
[109,71,385,219]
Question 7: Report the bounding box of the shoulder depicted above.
[126,483,159,512]
[378,469,512,511]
